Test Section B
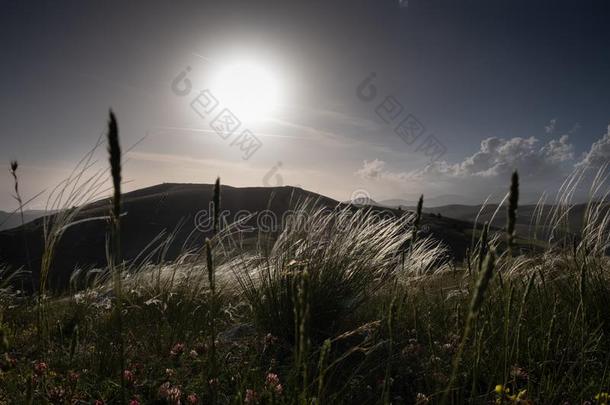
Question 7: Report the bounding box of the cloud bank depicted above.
[356,126,610,202]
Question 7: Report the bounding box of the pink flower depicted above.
[186,393,199,404]
[33,361,48,375]
[170,343,185,357]
[265,373,282,395]
[94,401,105,405]
[265,372,280,386]
[129,399,140,405]
[123,369,135,385]
[159,382,182,404]
[189,349,199,359]
[167,386,182,405]
[245,389,258,404]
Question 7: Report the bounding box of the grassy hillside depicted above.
[0,115,609,404]
[0,209,48,231]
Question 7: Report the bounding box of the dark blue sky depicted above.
[1,0,609,208]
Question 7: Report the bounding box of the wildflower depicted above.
[495,385,529,404]
[167,386,182,405]
[166,368,176,378]
[415,393,430,404]
[265,373,282,395]
[266,372,280,386]
[94,400,105,405]
[170,342,185,357]
[596,392,610,405]
[186,393,199,404]
[245,389,258,403]
[495,384,509,395]
[506,389,528,403]
[33,361,48,375]
[123,369,134,385]
[189,349,199,359]
[129,400,141,405]
[209,378,219,388]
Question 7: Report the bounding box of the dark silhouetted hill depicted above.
[0,183,480,291]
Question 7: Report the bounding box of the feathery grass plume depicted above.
[106,109,125,404]
[443,248,495,405]
[212,177,221,236]
[234,200,420,342]
[107,110,122,290]
[9,160,33,288]
[37,131,109,353]
[507,170,519,255]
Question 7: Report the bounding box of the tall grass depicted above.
[106,110,127,403]
[9,160,33,289]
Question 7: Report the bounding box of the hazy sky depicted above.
[1,0,609,210]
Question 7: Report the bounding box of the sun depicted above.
[210,60,282,121]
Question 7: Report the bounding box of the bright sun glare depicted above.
[210,61,282,121]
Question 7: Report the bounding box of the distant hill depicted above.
[0,183,480,291]
[380,194,475,208]
[419,203,608,236]
[0,209,48,231]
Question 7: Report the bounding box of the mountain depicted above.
[0,209,48,231]
[0,183,481,291]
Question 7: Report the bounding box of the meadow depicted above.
[1,113,610,404]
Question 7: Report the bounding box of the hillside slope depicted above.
[0,183,478,290]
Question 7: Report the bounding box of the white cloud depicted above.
[411,135,575,180]
[577,125,610,168]
[356,159,412,182]
[355,133,584,202]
